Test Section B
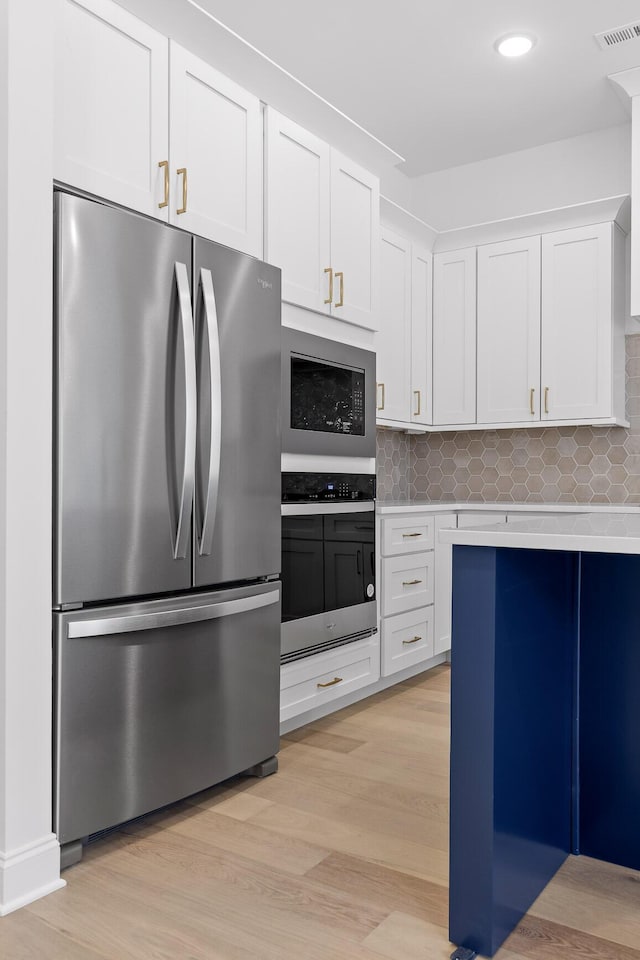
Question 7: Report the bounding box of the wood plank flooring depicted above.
[2,663,640,959]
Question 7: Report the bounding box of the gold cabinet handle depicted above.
[544,387,549,415]
[413,390,421,417]
[158,160,169,209]
[317,676,343,688]
[324,267,333,304]
[176,167,188,214]
[377,383,385,411]
[402,532,422,538]
[402,636,422,645]
[335,271,344,308]
[529,387,535,416]
[402,579,422,586]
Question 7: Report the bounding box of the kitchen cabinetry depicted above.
[280,634,380,723]
[432,205,627,431]
[169,44,262,255]
[477,236,541,423]
[55,0,169,218]
[265,108,379,330]
[541,223,624,422]
[55,0,263,255]
[379,515,436,677]
[433,248,477,425]
[434,513,456,655]
[376,228,432,427]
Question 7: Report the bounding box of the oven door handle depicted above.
[281,502,374,516]
[356,549,361,575]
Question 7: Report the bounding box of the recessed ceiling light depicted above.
[495,34,536,57]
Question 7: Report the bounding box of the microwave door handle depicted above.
[174,262,197,560]
[198,267,221,556]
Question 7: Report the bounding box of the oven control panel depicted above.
[282,472,376,503]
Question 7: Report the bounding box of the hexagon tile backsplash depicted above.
[376,333,640,505]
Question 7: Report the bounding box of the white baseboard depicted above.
[0,834,65,916]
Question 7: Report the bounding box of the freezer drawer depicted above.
[54,583,280,846]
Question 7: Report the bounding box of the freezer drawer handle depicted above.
[67,589,279,639]
[174,262,197,559]
[198,268,222,557]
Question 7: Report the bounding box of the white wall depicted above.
[411,124,631,232]
[0,0,64,914]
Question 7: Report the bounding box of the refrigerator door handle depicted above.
[198,267,222,556]
[174,262,197,560]
[67,589,279,639]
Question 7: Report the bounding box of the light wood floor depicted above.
[3,664,640,959]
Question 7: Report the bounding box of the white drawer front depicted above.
[382,551,434,616]
[382,607,434,677]
[457,511,507,528]
[382,515,435,555]
[280,635,380,722]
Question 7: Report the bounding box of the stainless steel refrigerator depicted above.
[53,192,281,864]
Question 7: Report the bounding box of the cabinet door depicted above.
[376,228,411,423]
[265,109,331,313]
[55,0,169,218]
[434,514,456,655]
[330,150,380,330]
[411,245,433,426]
[477,236,541,423]
[169,43,262,255]
[541,224,612,421]
[433,248,476,425]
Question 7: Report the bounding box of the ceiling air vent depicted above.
[595,21,640,50]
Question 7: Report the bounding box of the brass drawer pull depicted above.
[413,389,421,416]
[529,387,535,416]
[324,266,333,304]
[402,532,422,538]
[158,160,169,208]
[317,676,343,688]
[402,636,422,645]
[544,386,549,415]
[176,167,188,214]
[377,383,385,411]
[335,271,344,307]
[402,579,422,586]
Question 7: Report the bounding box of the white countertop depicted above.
[439,512,640,554]
[376,500,640,516]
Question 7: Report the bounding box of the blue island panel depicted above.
[579,552,640,871]
[449,546,577,958]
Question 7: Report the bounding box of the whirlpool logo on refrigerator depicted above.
[257,277,273,290]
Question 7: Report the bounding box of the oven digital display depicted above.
[290,355,365,436]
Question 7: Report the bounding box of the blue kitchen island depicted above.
[440,514,640,959]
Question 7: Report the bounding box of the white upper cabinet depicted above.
[55,0,263,253]
[330,151,380,329]
[433,248,477,426]
[265,108,379,331]
[169,43,262,255]
[411,245,433,427]
[541,223,618,422]
[265,111,331,312]
[477,236,541,423]
[55,0,169,218]
[376,230,433,429]
[377,228,411,422]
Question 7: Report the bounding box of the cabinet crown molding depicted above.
[433,195,630,253]
[380,196,437,251]
[609,66,640,100]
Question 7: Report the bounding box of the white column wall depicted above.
[0,0,64,913]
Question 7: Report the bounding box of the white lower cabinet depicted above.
[382,552,434,617]
[382,607,434,677]
[434,513,456,655]
[280,634,380,723]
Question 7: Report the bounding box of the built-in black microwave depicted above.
[281,328,376,458]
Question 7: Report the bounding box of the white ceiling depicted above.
[186,0,640,177]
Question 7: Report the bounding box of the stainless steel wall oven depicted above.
[281,472,376,662]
